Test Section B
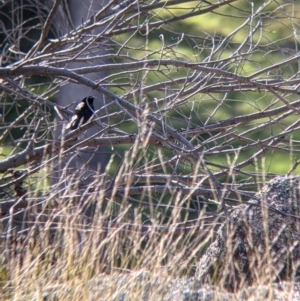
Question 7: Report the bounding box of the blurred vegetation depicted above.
[108,1,300,176]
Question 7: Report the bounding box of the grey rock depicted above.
[196,176,300,291]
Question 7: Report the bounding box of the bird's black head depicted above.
[84,96,95,105]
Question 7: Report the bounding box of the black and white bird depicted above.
[66,96,95,130]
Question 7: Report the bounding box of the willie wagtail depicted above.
[66,96,95,130]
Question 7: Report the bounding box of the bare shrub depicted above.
[1,0,300,299]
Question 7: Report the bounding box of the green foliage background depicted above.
[109,0,300,176]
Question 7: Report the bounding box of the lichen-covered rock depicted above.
[196,176,300,291]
